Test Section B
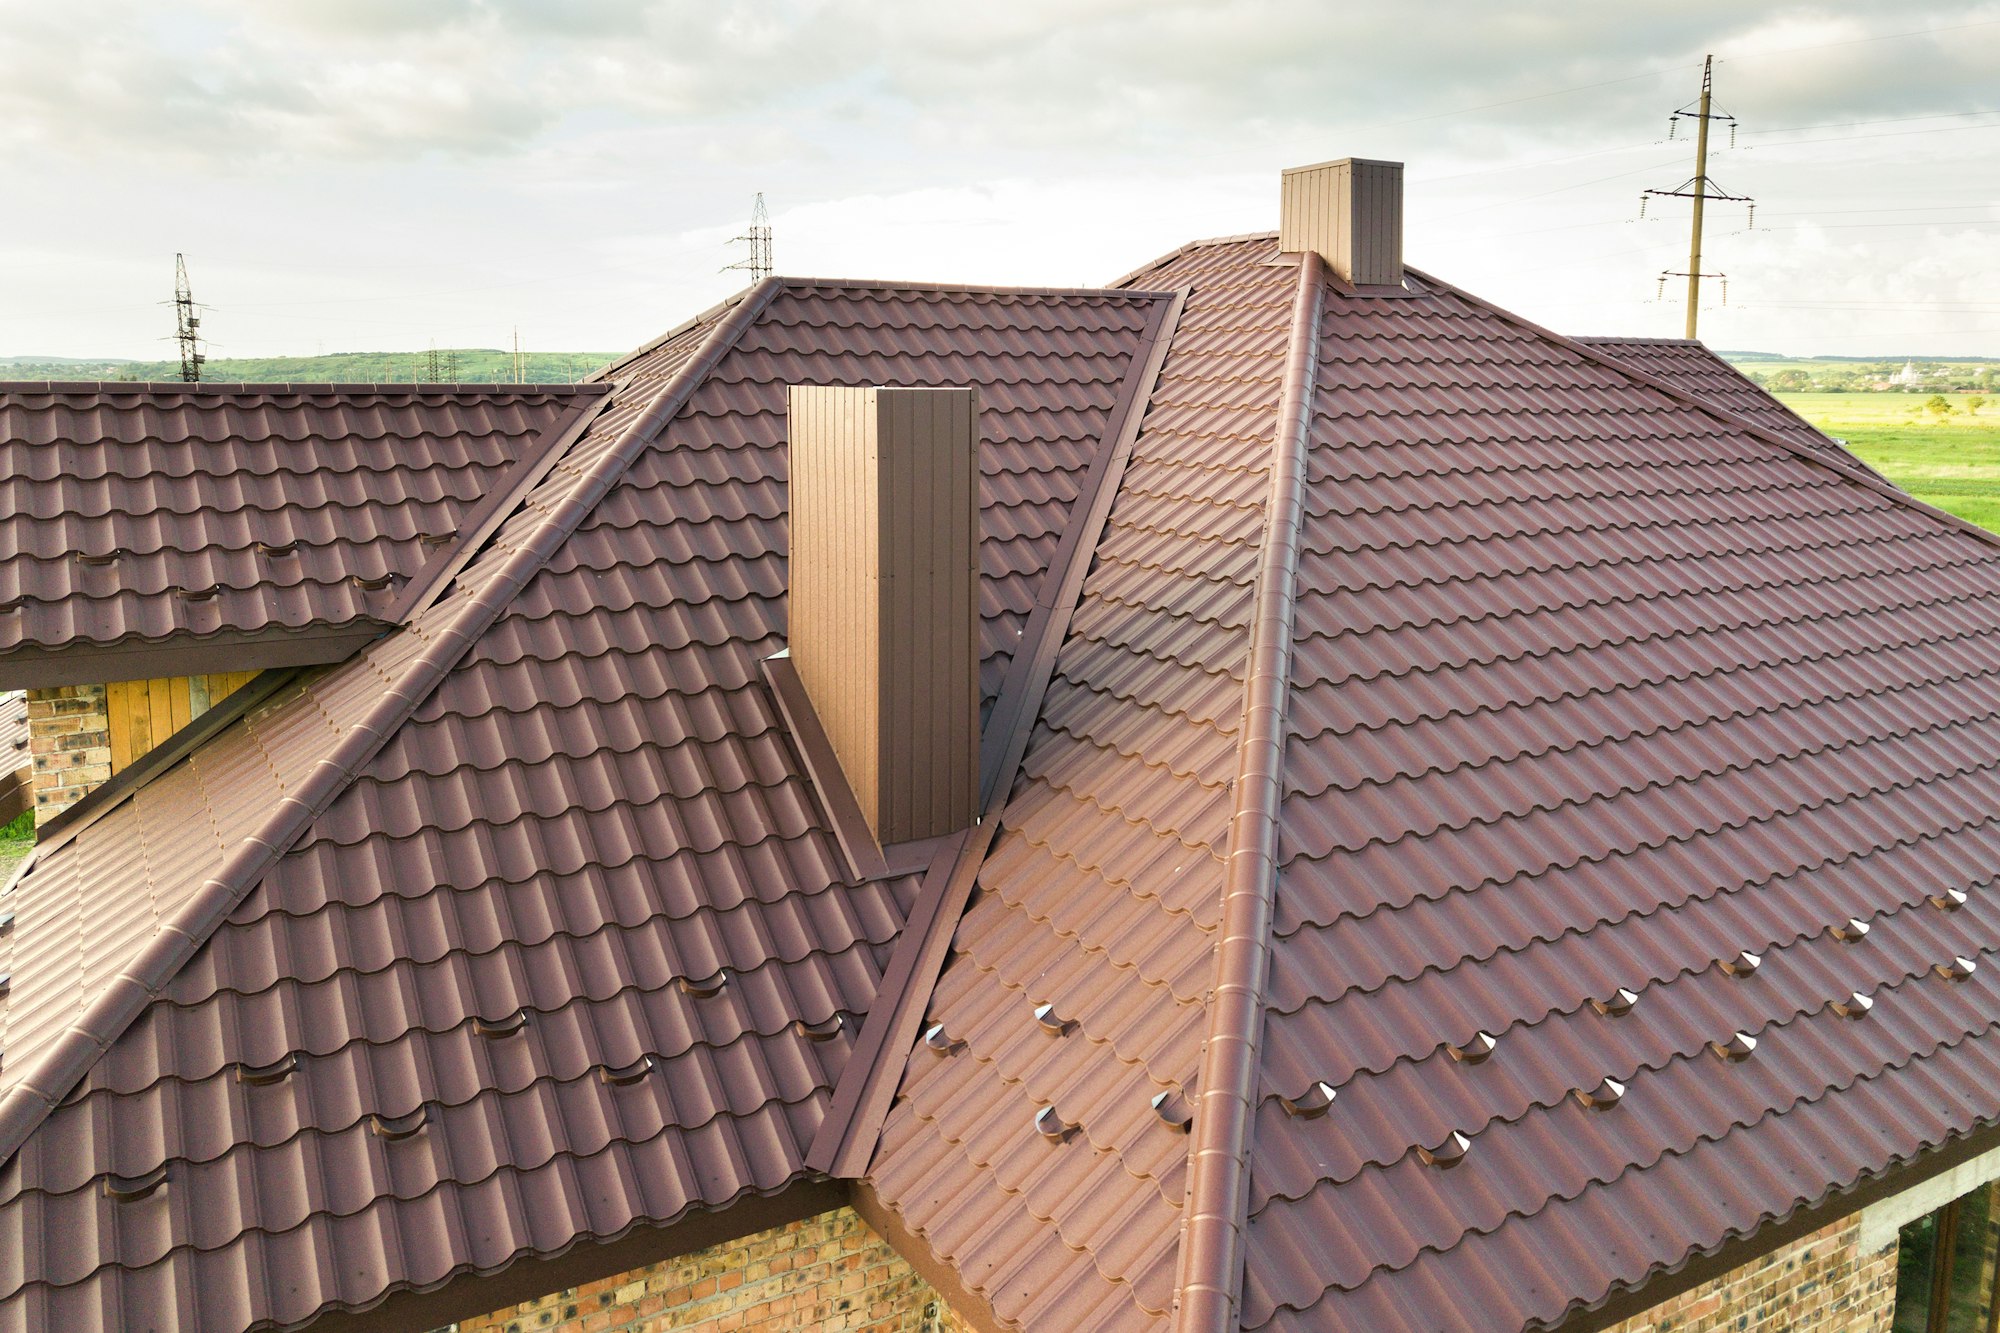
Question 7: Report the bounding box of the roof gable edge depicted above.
[1173,253,1327,1333]
[0,276,786,1170]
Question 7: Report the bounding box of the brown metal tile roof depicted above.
[1576,336,1870,471]
[0,280,1168,1330]
[866,236,1299,1331]
[11,225,2000,1333]
[0,383,605,687]
[1247,271,2000,1331]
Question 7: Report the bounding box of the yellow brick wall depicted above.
[1608,1213,1897,1333]
[454,1207,963,1333]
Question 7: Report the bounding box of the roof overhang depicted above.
[294,1179,849,1333]
[1563,1114,2000,1329]
[0,623,390,690]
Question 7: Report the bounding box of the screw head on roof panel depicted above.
[475,1009,530,1038]
[600,1055,658,1086]
[1833,992,1874,1020]
[1937,956,1979,983]
[1574,1077,1627,1111]
[1034,1105,1078,1142]
[680,969,729,998]
[1930,888,1969,911]
[1710,1032,1757,1062]
[1832,918,1871,943]
[1447,1032,1497,1064]
[102,1165,169,1201]
[1722,951,1762,978]
[1592,988,1639,1017]
[1033,1002,1073,1036]
[795,1013,845,1042]
[1279,1081,1338,1119]
[1151,1089,1194,1132]
[369,1106,430,1140]
[923,1023,965,1056]
[235,1052,299,1086]
[1418,1131,1471,1168]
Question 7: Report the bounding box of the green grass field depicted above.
[1777,392,2000,532]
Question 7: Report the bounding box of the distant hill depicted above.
[1720,351,1996,365]
[0,349,618,385]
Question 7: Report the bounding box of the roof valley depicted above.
[1173,252,1326,1332]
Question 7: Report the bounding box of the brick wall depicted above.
[454,1207,963,1333]
[452,1204,1899,1333]
[26,684,109,823]
[1607,1213,1897,1333]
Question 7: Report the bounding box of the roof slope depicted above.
[1245,274,2000,1330]
[0,383,601,685]
[867,237,1297,1330]
[12,231,2000,1333]
[1577,337,1867,470]
[0,282,1167,1331]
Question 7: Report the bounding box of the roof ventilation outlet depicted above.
[788,385,981,848]
[1279,157,1405,287]
[1930,888,1969,911]
[1832,918,1872,943]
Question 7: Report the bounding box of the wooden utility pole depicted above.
[1643,55,1754,341]
[1684,57,1713,339]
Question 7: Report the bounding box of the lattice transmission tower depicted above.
[172,254,205,382]
[725,193,774,283]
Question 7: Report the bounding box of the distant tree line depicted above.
[1745,362,1996,394]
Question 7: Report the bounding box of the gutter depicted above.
[1173,251,1326,1332]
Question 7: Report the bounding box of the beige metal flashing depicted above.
[1280,158,1403,286]
[788,385,980,847]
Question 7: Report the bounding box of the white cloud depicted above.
[2,0,1998,357]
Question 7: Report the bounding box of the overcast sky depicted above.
[3,0,1998,361]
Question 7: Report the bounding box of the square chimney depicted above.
[787,385,980,847]
[1280,157,1404,286]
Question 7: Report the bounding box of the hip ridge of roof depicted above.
[1173,250,1328,1333]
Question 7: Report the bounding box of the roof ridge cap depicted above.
[1107,232,1282,290]
[1173,252,1327,1333]
[1409,267,2000,561]
[0,277,786,1169]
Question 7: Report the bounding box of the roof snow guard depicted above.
[8,162,2000,1333]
